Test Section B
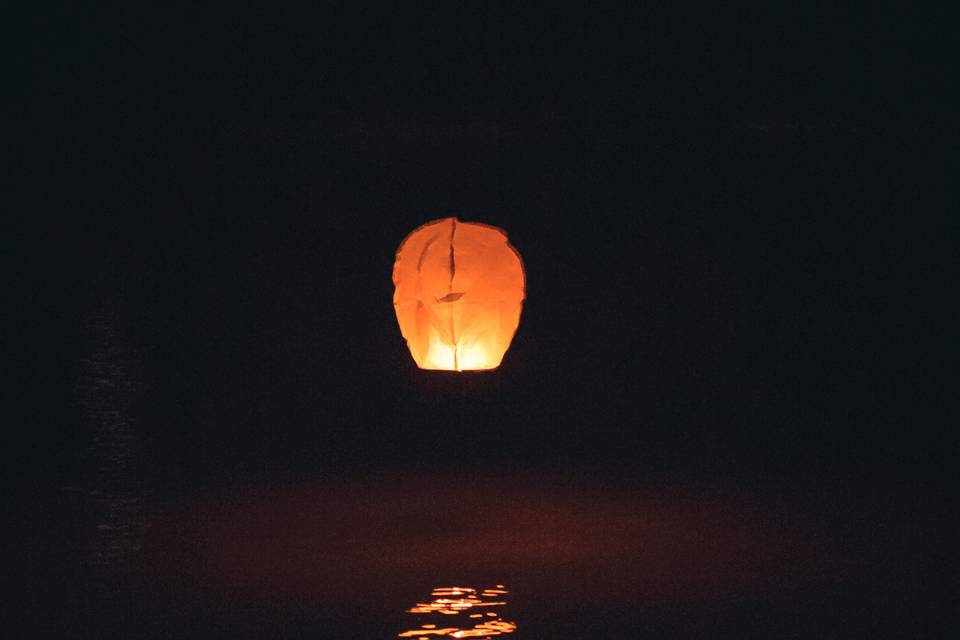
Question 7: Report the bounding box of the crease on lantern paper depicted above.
[448,217,458,369]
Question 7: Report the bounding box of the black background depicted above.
[12,4,954,638]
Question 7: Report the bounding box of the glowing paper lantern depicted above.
[393,217,525,371]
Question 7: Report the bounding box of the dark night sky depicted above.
[10,4,955,637]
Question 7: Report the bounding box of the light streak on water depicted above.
[399,584,516,638]
[74,309,146,599]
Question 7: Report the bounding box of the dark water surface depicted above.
[18,313,879,638]
[17,299,941,639]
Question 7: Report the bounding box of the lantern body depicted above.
[393,218,525,371]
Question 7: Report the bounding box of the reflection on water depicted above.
[399,585,517,638]
[74,309,145,601]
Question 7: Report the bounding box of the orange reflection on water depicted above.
[400,585,517,638]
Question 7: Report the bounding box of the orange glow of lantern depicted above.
[392,218,525,371]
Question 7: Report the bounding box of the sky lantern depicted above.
[393,217,525,371]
